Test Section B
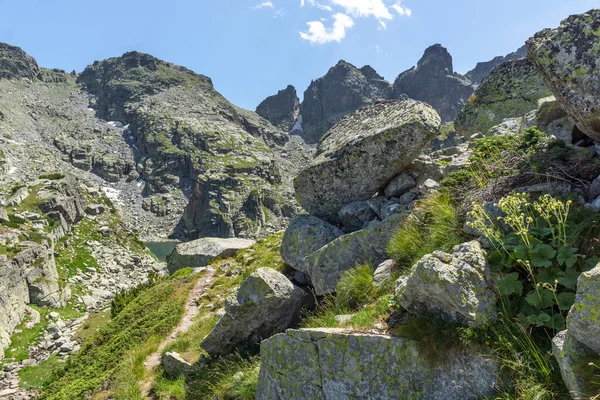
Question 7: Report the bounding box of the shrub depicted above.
[39,172,66,180]
[388,191,465,272]
[111,270,161,318]
[335,264,375,310]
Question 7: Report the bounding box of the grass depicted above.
[19,356,65,390]
[39,172,66,180]
[387,191,466,272]
[335,264,374,310]
[74,308,111,344]
[39,269,198,400]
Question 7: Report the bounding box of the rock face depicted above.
[393,44,475,122]
[398,241,498,327]
[163,352,194,377]
[166,237,255,274]
[256,85,300,132]
[305,213,406,295]
[567,264,600,354]
[0,263,29,362]
[256,328,499,400]
[280,215,344,271]
[0,42,39,80]
[465,45,528,85]
[300,61,393,143]
[455,58,552,136]
[200,268,309,355]
[527,9,600,142]
[294,100,440,223]
[552,330,598,399]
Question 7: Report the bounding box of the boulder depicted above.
[0,262,29,362]
[163,351,194,377]
[166,237,255,274]
[527,9,600,142]
[255,85,300,132]
[280,215,344,272]
[6,187,29,207]
[373,259,395,286]
[455,58,552,137]
[85,204,106,216]
[300,61,393,143]
[393,44,475,122]
[0,207,9,223]
[200,268,309,355]
[567,264,600,354]
[305,213,406,296]
[384,172,416,199]
[294,100,440,223]
[398,241,498,327]
[38,184,85,227]
[553,330,598,399]
[256,328,499,400]
[337,200,378,233]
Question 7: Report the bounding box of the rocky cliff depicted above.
[255,85,300,133]
[465,45,528,85]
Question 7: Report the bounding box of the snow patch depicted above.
[290,115,304,133]
[107,121,124,128]
[136,180,146,188]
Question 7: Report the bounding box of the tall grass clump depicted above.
[387,191,465,272]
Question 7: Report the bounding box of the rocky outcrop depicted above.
[280,215,344,271]
[567,264,600,354]
[394,44,474,123]
[527,9,600,142]
[200,268,309,355]
[300,61,393,143]
[455,58,552,136]
[305,213,406,295]
[256,85,300,132]
[553,330,598,399]
[465,45,528,85]
[166,237,255,274]
[256,328,499,400]
[0,262,29,362]
[294,100,440,223]
[0,42,40,80]
[397,241,498,327]
[163,352,194,377]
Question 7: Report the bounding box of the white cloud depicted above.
[379,20,387,29]
[299,13,354,44]
[306,0,333,11]
[300,0,305,5]
[391,3,412,17]
[330,0,393,20]
[253,1,274,9]
[375,44,382,54]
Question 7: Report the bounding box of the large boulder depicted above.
[398,241,498,327]
[256,328,499,400]
[300,61,393,143]
[294,100,440,223]
[280,215,344,272]
[553,330,598,399]
[166,237,255,274]
[567,264,600,354]
[0,261,29,362]
[393,44,475,122]
[255,85,300,132]
[527,9,600,142]
[200,268,309,355]
[455,58,552,137]
[305,213,406,296]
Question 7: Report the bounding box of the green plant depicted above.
[39,172,66,180]
[111,270,161,318]
[468,193,586,332]
[388,191,465,272]
[335,264,375,310]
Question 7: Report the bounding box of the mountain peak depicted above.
[0,42,40,80]
[416,44,454,77]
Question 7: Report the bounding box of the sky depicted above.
[0,0,599,110]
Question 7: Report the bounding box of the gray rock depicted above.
[163,351,193,377]
[567,264,600,354]
[0,263,29,362]
[6,187,29,207]
[0,42,39,80]
[373,259,395,286]
[85,204,106,216]
[280,215,344,273]
[337,201,378,233]
[256,328,499,400]
[553,330,598,399]
[256,85,300,132]
[0,207,9,223]
[305,213,406,296]
[200,268,309,355]
[590,175,600,200]
[466,45,528,85]
[167,237,255,274]
[294,100,440,223]
[398,241,498,327]
[384,172,416,199]
[527,9,600,141]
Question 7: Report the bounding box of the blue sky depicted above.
[0,0,598,110]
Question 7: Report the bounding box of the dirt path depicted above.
[140,267,216,397]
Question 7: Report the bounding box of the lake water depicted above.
[144,241,181,261]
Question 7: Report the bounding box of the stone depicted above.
[337,201,378,233]
[256,85,300,132]
[465,45,528,85]
[373,259,395,286]
[163,351,193,377]
[300,60,393,143]
[6,187,29,207]
[166,237,255,274]
[200,268,309,355]
[256,328,499,400]
[305,213,406,296]
[553,330,598,399]
[527,9,600,142]
[0,262,29,362]
[590,175,600,200]
[455,58,552,137]
[280,215,344,273]
[0,207,9,223]
[85,204,106,216]
[384,172,416,199]
[394,44,475,122]
[398,241,498,327]
[567,264,600,354]
[294,100,440,223]
[418,178,440,194]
